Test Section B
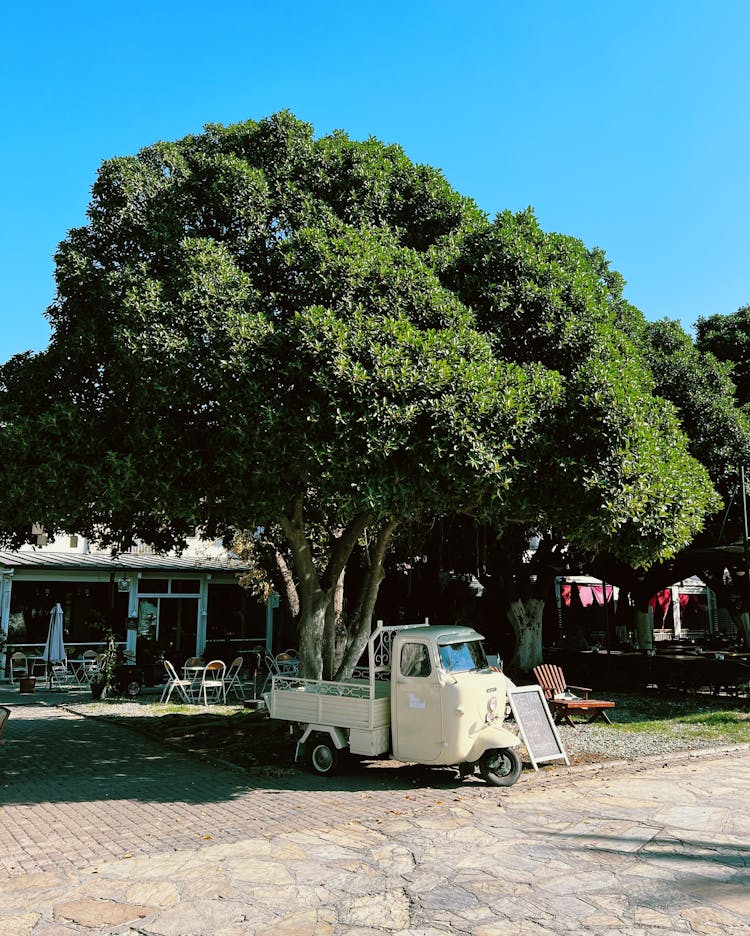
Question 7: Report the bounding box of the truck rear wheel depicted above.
[308,736,340,777]
[478,748,522,787]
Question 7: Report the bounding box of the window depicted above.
[438,640,488,674]
[138,579,168,594]
[400,643,431,677]
[171,579,200,594]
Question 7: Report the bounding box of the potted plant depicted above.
[89,632,117,700]
[89,632,143,699]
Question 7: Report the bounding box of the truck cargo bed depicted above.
[265,676,390,731]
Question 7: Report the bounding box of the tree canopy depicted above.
[0,112,724,676]
[439,209,720,563]
[641,318,750,497]
[696,305,750,410]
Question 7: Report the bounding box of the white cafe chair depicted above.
[223,657,246,701]
[9,652,28,686]
[80,649,100,683]
[50,662,78,690]
[196,659,226,706]
[261,650,300,694]
[160,660,195,704]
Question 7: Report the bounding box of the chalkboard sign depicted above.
[507,684,569,770]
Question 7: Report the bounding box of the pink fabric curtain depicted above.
[578,585,594,608]
[591,585,613,606]
[649,589,672,615]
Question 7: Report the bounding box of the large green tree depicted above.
[0,114,721,677]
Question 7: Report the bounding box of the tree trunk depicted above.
[334,519,398,680]
[634,610,653,651]
[271,546,300,620]
[507,597,545,676]
[297,598,328,680]
[322,569,345,680]
[281,498,372,680]
[739,611,750,649]
[280,497,329,679]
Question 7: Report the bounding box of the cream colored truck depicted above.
[264,623,522,786]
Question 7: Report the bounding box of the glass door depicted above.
[137,599,159,640]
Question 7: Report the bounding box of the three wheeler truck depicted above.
[264,623,522,786]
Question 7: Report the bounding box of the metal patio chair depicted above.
[196,659,226,706]
[260,650,300,695]
[9,652,28,686]
[49,662,78,690]
[160,660,195,704]
[223,656,246,701]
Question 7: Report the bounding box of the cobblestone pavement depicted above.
[1,692,749,934]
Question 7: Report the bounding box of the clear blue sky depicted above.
[2,0,749,361]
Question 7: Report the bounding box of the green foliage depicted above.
[439,208,638,370]
[696,305,750,409]
[642,318,750,494]
[440,208,720,567]
[89,631,119,692]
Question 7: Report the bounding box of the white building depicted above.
[0,535,274,680]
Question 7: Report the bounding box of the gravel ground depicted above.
[555,722,720,760]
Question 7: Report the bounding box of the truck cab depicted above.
[391,626,515,769]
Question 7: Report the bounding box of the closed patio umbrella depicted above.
[42,603,66,686]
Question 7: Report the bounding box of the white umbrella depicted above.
[42,603,66,685]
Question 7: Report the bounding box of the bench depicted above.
[533,664,615,727]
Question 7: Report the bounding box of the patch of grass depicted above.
[607,691,750,745]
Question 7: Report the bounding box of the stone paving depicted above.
[1,691,749,934]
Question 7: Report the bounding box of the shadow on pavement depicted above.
[0,695,493,806]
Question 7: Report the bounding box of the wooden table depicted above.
[182,665,206,701]
[550,698,615,727]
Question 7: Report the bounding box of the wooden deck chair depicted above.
[533,663,615,727]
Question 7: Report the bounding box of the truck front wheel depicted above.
[478,748,522,787]
[308,736,341,777]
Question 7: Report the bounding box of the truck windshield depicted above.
[438,640,489,673]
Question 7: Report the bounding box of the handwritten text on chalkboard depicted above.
[507,685,569,770]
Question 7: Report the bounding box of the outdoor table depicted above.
[28,657,47,678]
[182,664,205,680]
[67,659,95,686]
[182,664,205,699]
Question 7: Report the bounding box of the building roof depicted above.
[0,550,248,575]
